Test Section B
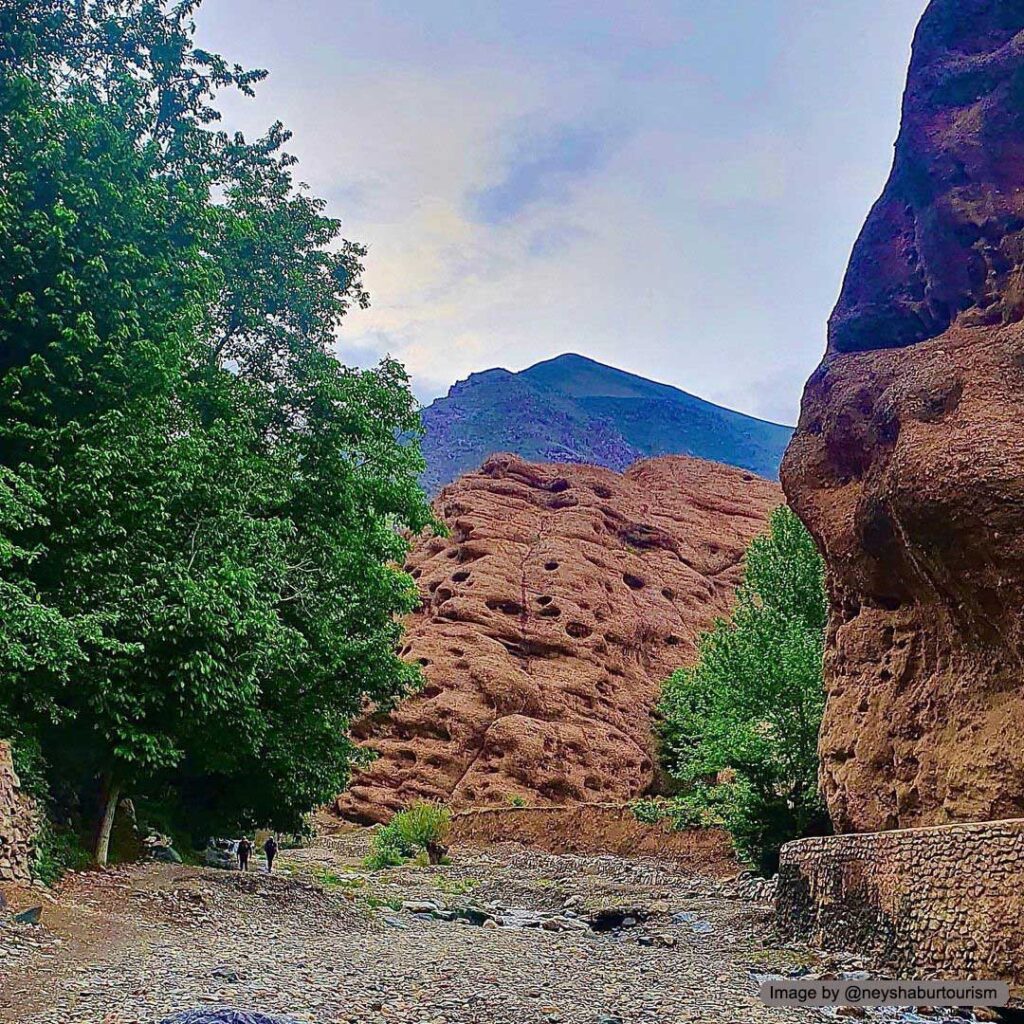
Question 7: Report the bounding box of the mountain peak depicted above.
[420,353,792,493]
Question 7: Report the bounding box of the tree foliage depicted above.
[658,506,829,873]
[0,0,434,859]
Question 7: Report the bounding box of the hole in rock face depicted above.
[410,568,421,579]
[544,561,559,571]
[486,598,524,616]
[450,647,465,657]
[537,595,553,606]
[417,657,431,667]
[428,581,440,593]
[665,635,680,646]
[421,684,442,699]
[661,588,675,600]
[623,573,645,590]
[547,478,570,493]
[454,659,470,670]
[592,484,613,499]
[538,605,561,618]
[566,621,592,639]
[452,571,470,583]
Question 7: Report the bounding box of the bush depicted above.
[364,801,451,870]
[364,820,414,870]
[630,795,725,831]
[658,506,831,874]
[31,819,91,886]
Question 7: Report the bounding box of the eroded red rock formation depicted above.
[783,0,1024,833]
[338,454,780,823]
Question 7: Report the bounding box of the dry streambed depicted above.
[0,829,989,1024]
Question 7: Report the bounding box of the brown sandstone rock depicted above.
[782,0,1024,833]
[337,453,780,823]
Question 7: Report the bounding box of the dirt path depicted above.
[0,828,817,1024]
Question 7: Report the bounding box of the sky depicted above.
[194,0,929,426]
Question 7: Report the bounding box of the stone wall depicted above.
[776,820,1024,993]
[0,740,37,883]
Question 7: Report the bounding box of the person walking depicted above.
[263,835,278,873]
[237,836,252,871]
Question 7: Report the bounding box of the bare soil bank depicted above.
[450,803,739,876]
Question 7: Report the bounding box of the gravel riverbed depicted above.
[0,828,975,1024]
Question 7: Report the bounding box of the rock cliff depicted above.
[338,454,781,822]
[782,0,1024,832]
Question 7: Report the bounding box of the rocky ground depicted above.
[0,827,983,1024]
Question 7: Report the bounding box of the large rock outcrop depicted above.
[338,454,781,823]
[782,0,1024,833]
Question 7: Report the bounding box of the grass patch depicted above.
[364,894,404,913]
[433,875,478,896]
[306,864,365,889]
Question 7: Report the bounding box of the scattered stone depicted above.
[13,906,41,925]
[160,1012,302,1024]
[0,824,837,1024]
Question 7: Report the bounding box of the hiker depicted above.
[264,835,278,872]
[237,836,252,871]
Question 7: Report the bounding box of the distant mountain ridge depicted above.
[420,353,793,492]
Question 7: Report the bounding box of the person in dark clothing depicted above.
[237,837,252,871]
[264,835,278,872]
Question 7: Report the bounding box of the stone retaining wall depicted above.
[776,820,1024,993]
[0,740,36,882]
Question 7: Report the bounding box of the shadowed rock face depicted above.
[337,454,780,824]
[783,0,1024,833]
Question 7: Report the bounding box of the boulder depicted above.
[782,0,1024,831]
[338,454,780,821]
[12,905,41,925]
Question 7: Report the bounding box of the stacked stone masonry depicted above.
[0,740,36,883]
[776,820,1024,994]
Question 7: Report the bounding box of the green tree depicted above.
[0,1,433,862]
[658,505,829,873]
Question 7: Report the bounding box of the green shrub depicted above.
[363,801,451,870]
[658,506,831,874]
[392,800,452,849]
[630,794,726,831]
[507,794,527,808]
[31,819,91,886]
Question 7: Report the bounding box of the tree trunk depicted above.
[94,774,121,867]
